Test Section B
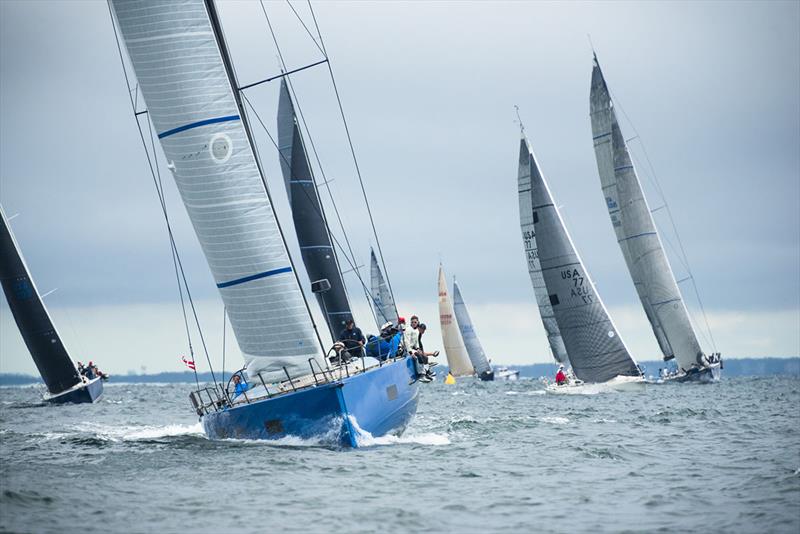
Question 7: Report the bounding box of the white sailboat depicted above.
[590,53,721,383]
[437,265,474,378]
[452,279,519,381]
[517,129,644,393]
[370,248,397,326]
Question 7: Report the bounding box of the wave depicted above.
[70,422,204,442]
[349,416,450,447]
[540,416,570,425]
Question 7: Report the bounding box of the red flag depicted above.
[182,356,196,371]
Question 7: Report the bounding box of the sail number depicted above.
[561,268,593,304]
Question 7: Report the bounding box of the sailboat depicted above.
[437,265,474,378]
[370,248,397,326]
[277,79,352,340]
[452,279,519,381]
[516,129,644,392]
[109,0,419,445]
[590,54,721,383]
[0,206,103,403]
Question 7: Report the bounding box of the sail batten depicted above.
[590,55,705,370]
[277,78,352,339]
[452,281,492,376]
[111,0,322,381]
[522,137,639,383]
[437,266,474,377]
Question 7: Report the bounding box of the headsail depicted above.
[526,140,640,383]
[452,280,492,377]
[0,207,82,394]
[111,0,322,381]
[370,248,396,325]
[517,136,570,367]
[590,54,705,371]
[437,265,474,377]
[277,78,352,340]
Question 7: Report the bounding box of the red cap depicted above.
[397,316,406,323]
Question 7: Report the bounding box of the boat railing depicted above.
[190,351,408,416]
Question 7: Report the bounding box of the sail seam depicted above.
[618,231,656,243]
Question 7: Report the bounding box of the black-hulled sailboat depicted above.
[109,0,419,445]
[0,206,103,403]
[590,54,721,383]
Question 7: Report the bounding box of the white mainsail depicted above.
[590,54,706,371]
[438,265,474,377]
[111,0,323,382]
[370,248,396,325]
[517,136,570,367]
[525,137,640,383]
[452,280,492,377]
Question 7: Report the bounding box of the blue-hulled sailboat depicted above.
[0,206,103,404]
[109,0,419,446]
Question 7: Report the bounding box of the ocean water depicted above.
[0,377,798,533]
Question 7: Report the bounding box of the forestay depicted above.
[278,79,352,341]
[526,142,639,383]
[437,265,474,377]
[590,55,704,371]
[517,136,570,367]
[452,280,492,376]
[370,248,396,325]
[0,207,82,394]
[111,0,322,381]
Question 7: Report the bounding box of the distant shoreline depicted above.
[0,357,797,386]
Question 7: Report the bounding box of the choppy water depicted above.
[1,377,798,533]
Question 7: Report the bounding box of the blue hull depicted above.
[45,377,104,404]
[202,357,419,447]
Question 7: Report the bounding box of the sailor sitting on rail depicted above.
[231,374,250,400]
[365,322,403,360]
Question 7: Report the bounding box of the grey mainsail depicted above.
[277,79,352,340]
[111,0,323,382]
[452,280,492,377]
[526,138,640,383]
[0,207,82,394]
[370,248,396,325]
[517,136,570,367]
[590,54,705,371]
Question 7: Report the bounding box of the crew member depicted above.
[555,365,568,386]
[338,318,366,360]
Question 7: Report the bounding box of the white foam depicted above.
[540,416,570,425]
[73,422,204,442]
[349,416,450,447]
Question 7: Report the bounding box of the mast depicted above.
[110,0,324,382]
[437,265,474,377]
[525,138,640,383]
[452,280,492,376]
[590,53,706,371]
[0,207,82,394]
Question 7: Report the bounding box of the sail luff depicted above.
[452,280,492,375]
[590,55,705,370]
[0,207,82,394]
[437,265,474,377]
[110,0,323,382]
[517,136,570,366]
[526,140,640,383]
[277,78,352,340]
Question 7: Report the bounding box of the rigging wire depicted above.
[604,79,717,353]
[255,0,381,326]
[304,0,399,318]
[107,1,216,387]
[240,92,387,324]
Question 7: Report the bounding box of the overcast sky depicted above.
[1,0,798,375]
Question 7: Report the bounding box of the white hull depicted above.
[494,367,520,381]
[656,362,721,384]
[546,374,645,395]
